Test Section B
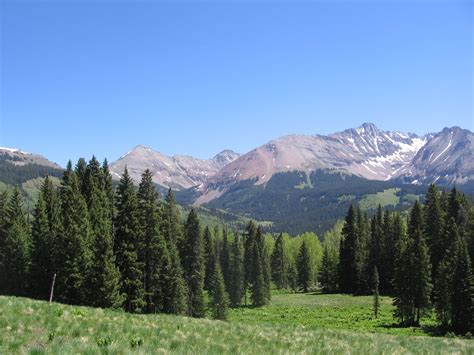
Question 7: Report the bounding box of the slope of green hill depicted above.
[1,296,472,354]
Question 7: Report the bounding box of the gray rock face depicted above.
[402,127,474,185]
[109,145,240,190]
[195,123,472,203]
[109,123,473,201]
[0,147,61,169]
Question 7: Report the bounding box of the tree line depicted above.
[0,157,276,320]
[314,185,473,335]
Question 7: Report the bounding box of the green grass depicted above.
[229,291,438,337]
[1,295,473,354]
[359,188,400,210]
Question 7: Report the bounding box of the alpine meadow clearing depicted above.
[1,293,473,355]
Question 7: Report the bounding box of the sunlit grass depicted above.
[1,295,472,354]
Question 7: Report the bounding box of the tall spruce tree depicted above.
[0,191,9,292]
[256,226,271,303]
[271,233,289,289]
[203,226,216,291]
[408,201,432,325]
[244,221,257,303]
[2,189,30,296]
[297,240,312,292]
[85,157,123,309]
[57,163,92,305]
[424,184,445,279]
[220,229,232,292]
[138,169,165,313]
[373,266,380,318]
[182,209,205,317]
[339,205,357,293]
[450,234,474,334]
[159,241,187,315]
[367,205,383,292]
[114,168,145,313]
[392,213,412,324]
[29,193,53,299]
[209,261,230,320]
[250,241,266,306]
[229,234,245,307]
[355,209,369,293]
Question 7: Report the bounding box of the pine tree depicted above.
[220,229,232,292]
[209,261,230,320]
[297,240,312,292]
[86,159,123,309]
[381,210,395,293]
[339,205,357,293]
[159,242,187,315]
[271,233,289,289]
[229,235,245,307]
[250,241,266,306]
[0,191,9,292]
[256,227,271,303]
[203,226,216,291]
[355,209,369,293]
[424,184,445,278]
[138,169,164,313]
[162,189,183,248]
[367,205,383,292]
[114,167,145,313]
[373,266,380,318]
[56,163,92,305]
[450,234,474,334]
[182,209,205,317]
[392,213,411,324]
[2,189,30,296]
[29,193,53,299]
[243,221,257,303]
[408,201,432,324]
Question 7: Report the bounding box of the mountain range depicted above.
[1,123,473,234]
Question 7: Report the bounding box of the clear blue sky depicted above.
[1,0,472,167]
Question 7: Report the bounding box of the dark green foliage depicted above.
[56,163,92,305]
[0,191,9,292]
[114,168,145,313]
[297,241,312,292]
[339,205,357,293]
[271,233,289,289]
[320,243,338,292]
[450,235,474,334]
[203,226,216,291]
[220,229,232,292]
[1,189,30,296]
[158,242,187,315]
[209,261,229,320]
[229,235,245,307]
[355,210,369,294]
[424,184,445,278]
[138,169,164,313]
[0,155,63,186]
[393,201,432,325]
[87,159,123,309]
[183,209,205,317]
[29,194,52,299]
[367,206,383,292]
[202,169,428,235]
[250,243,266,306]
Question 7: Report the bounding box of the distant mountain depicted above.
[109,145,240,190]
[0,147,61,170]
[400,127,474,186]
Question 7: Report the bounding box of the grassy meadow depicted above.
[1,293,473,354]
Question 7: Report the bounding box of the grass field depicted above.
[358,188,401,210]
[1,293,473,354]
[229,291,438,337]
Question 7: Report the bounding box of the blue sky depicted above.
[1,0,472,166]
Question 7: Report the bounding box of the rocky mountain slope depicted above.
[109,145,240,190]
[196,123,474,204]
[0,147,62,170]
